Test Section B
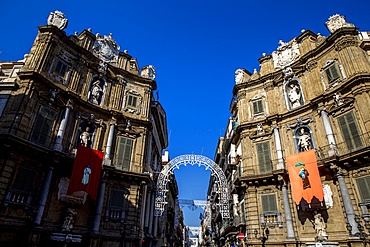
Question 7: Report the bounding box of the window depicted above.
[126,94,138,109]
[0,94,9,116]
[256,142,272,173]
[338,111,363,151]
[325,63,341,83]
[6,167,36,206]
[49,58,71,84]
[115,136,133,171]
[356,176,370,202]
[253,100,264,115]
[30,106,56,146]
[240,198,246,224]
[261,194,277,213]
[106,189,127,222]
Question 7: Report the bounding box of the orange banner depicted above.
[286,149,324,207]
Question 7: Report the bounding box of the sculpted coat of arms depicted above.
[272,39,300,69]
[325,14,355,33]
[93,33,120,63]
[47,10,68,30]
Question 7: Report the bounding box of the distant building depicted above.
[0,10,179,247]
[210,14,370,247]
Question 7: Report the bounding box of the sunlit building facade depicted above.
[0,10,177,247]
[211,14,370,247]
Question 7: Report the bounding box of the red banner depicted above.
[67,145,104,201]
[286,149,324,207]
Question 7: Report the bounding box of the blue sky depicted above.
[2,0,370,226]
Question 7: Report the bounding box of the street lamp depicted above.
[254,224,269,246]
[346,215,369,247]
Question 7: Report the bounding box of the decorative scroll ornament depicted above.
[272,39,300,69]
[47,10,68,30]
[93,33,120,63]
[325,14,355,33]
[141,65,156,80]
[155,154,229,219]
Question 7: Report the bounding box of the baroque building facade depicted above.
[210,14,370,247]
[0,10,183,247]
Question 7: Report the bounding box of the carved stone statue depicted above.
[89,79,104,105]
[47,10,68,30]
[287,82,302,109]
[62,208,77,233]
[297,128,312,152]
[313,212,328,241]
[80,127,91,147]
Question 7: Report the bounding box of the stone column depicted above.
[53,103,72,151]
[273,126,285,170]
[103,121,116,166]
[92,180,106,234]
[333,165,359,235]
[34,167,54,225]
[149,190,156,234]
[319,109,337,156]
[144,188,152,230]
[282,183,295,239]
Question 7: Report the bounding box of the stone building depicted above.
[0,10,177,247]
[211,14,370,247]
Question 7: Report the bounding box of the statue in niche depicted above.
[89,79,104,105]
[297,127,312,152]
[313,212,328,241]
[287,81,302,109]
[333,92,344,106]
[79,126,92,147]
[62,208,77,233]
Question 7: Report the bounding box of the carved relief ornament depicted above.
[325,14,355,33]
[93,33,120,63]
[272,39,300,69]
[47,10,68,30]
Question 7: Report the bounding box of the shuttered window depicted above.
[55,60,68,77]
[253,100,264,115]
[325,63,340,83]
[338,111,363,151]
[240,199,246,224]
[356,176,370,202]
[115,136,133,171]
[110,189,125,208]
[127,95,138,109]
[256,142,272,173]
[30,106,56,145]
[261,194,278,213]
[0,94,9,116]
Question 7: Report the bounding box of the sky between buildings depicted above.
[1,0,370,226]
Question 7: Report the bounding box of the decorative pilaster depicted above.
[319,108,337,156]
[103,120,116,165]
[281,181,295,239]
[34,167,54,225]
[92,180,106,234]
[273,125,285,170]
[53,102,72,151]
[331,165,359,235]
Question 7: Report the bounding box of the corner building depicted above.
[0,11,175,247]
[211,14,370,247]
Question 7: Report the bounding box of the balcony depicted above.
[316,131,370,163]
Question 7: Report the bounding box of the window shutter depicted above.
[253,100,264,114]
[261,194,277,213]
[31,106,55,145]
[338,112,363,151]
[326,64,340,83]
[110,189,125,208]
[13,167,36,192]
[115,137,133,171]
[257,142,271,173]
[356,176,370,202]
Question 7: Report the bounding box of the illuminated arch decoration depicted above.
[154,154,230,219]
